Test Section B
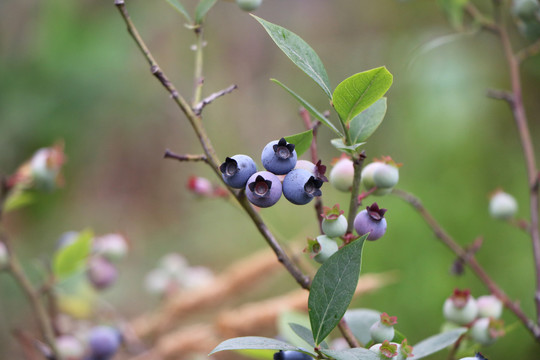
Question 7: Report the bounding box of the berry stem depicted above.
[192,25,205,107]
[346,152,367,234]
[392,188,540,340]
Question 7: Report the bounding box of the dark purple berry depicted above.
[88,326,121,359]
[245,171,282,208]
[220,155,257,189]
[274,350,312,360]
[261,138,297,175]
[282,169,323,205]
[353,203,387,240]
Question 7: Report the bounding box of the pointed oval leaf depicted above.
[349,98,387,144]
[195,0,217,24]
[53,229,93,279]
[308,235,368,345]
[412,328,468,359]
[332,67,393,124]
[165,0,192,23]
[271,79,343,137]
[343,309,381,345]
[209,337,306,356]
[284,130,313,157]
[288,323,328,349]
[253,16,332,98]
[321,348,380,360]
[330,138,365,155]
[278,311,313,349]
[3,190,37,213]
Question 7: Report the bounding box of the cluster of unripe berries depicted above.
[55,325,122,360]
[144,253,214,296]
[329,156,400,195]
[364,313,413,360]
[220,138,325,207]
[443,289,505,346]
[307,203,388,263]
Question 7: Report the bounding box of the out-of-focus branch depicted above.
[392,189,540,339]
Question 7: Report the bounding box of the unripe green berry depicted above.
[56,335,85,360]
[489,190,518,219]
[477,295,503,319]
[470,318,505,346]
[0,241,8,269]
[329,157,354,192]
[443,289,478,325]
[236,0,263,12]
[321,204,348,238]
[370,313,397,343]
[361,159,400,196]
[94,233,128,262]
[307,235,339,264]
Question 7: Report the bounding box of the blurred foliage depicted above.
[1,0,540,358]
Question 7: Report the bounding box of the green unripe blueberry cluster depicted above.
[361,157,400,196]
[442,289,505,347]
[220,138,326,208]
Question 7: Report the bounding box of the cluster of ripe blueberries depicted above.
[220,138,324,207]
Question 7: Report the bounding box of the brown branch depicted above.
[392,188,540,339]
[193,84,238,115]
[163,150,207,163]
[491,0,540,330]
[114,0,311,303]
[464,3,498,33]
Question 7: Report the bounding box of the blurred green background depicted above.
[1,0,540,358]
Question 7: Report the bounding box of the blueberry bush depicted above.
[1,1,540,359]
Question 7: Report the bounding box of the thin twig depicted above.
[491,0,540,330]
[163,150,207,163]
[516,38,540,64]
[392,188,540,339]
[193,84,238,115]
[192,27,205,107]
[486,89,513,103]
[346,152,367,234]
[464,3,498,33]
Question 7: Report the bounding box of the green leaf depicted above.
[343,309,381,345]
[321,348,379,360]
[271,79,343,136]
[288,323,328,349]
[438,0,469,30]
[284,130,313,157]
[166,0,192,23]
[236,349,275,360]
[209,337,307,355]
[53,229,93,279]
[332,67,393,125]
[253,16,332,98]
[349,98,387,144]
[3,190,37,213]
[412,328,468,359]
[308,235,368,345]
[278,311,314,350]
[330,138,365,155]
[195,0,217,24]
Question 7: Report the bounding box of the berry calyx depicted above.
[261,138,297,175]
[353,203,388,240]
[369,340,398,359]
[443,289,478,325]
[398,339,414,359]
[245,171,282,208]
[220,155,257,189]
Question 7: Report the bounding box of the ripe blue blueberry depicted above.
[274,350,312,360]
[245,171,282,208]
[88,326,121,359]
[220,155,257,189]
[282,169,323,205]
[353,203,387,240]
[261,138,297,175]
